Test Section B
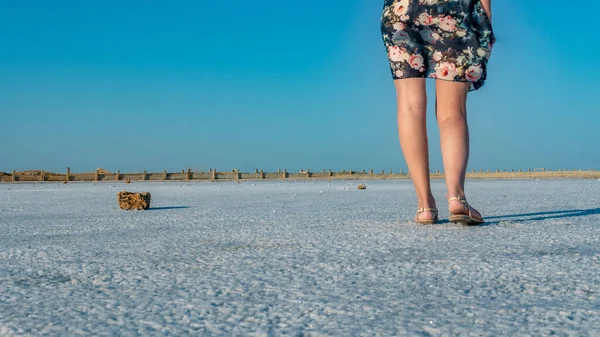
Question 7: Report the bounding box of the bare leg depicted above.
[435,80,482,220]
[394,78,436,221]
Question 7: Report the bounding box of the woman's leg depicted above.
[394,78,436,221]
[435,80,482,220]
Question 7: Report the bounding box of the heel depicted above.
[448,197,484,225]
[415,208,438,225]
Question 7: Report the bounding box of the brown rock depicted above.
[358,183,367,190]
[117,191,151,210]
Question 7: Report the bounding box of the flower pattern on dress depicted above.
[381,0,496,91]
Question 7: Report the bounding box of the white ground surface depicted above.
[0,179,599,336]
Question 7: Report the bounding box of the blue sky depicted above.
[1,0,599,173]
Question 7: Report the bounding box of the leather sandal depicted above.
[448,196,484,225]
[414,208,439,225]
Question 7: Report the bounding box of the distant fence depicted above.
[1,167,599,183]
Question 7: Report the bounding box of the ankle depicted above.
[418,195,437,209]
[446,191,465,200]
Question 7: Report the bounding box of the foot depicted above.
[448,196,484,224]
[414,207,438,224]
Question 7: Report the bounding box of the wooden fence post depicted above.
[142,170,147,181]
[328,169,332,177]
[66,167,70,182]
[94,169,99,181]
[212,169,217,180]
[40,170,45,182]
[163,170,167,180]
[12,169,16,182]
[283,169,287,179]
[115,170,120,181]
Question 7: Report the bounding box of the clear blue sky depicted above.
[1,0,599,173]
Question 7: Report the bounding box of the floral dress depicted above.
[381,0,495,91]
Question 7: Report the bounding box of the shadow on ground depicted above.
[485,208,600,224]
[148,206,190,211]
[433,208,600,227]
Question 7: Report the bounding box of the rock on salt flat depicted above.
[0,179,599,335]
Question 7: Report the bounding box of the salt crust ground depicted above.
[0,179,598,336]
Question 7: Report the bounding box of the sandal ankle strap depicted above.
[448,196,467,203]
[417,208,438,213]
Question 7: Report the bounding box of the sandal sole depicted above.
[415,220,437,225]
[449,214,484,226]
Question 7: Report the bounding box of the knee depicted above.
[397,100,426,118]
[436,108,467,124]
